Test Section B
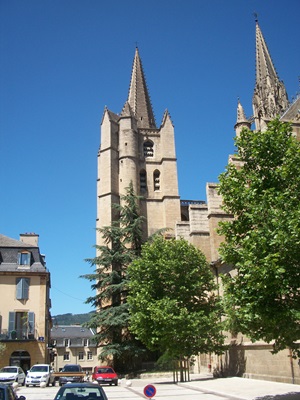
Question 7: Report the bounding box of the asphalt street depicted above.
[15,374,300,400]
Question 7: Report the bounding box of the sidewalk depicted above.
[179,374,300,400]
[140,373,300,400]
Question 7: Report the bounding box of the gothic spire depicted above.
[236,99,249,125]
[252,19,289,129]
[125,47,156,129]
[234,99,251,136]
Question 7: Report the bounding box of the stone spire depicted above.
[252,18,289,130]
[124,47,156,129]
[234,99,251,136]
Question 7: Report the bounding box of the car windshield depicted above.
[62,366,80,372]
[97,368,114,374]
[0,367,18,373]
[56,387,105,400]
[30,365,48,372]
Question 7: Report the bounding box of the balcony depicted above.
[0,328,37,341]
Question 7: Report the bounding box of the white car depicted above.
[0,366,26,385]
[25,364,55,387]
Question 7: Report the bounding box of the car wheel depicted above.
[22,379,25,386]
[115,381,118,386]
[26,384,29,387]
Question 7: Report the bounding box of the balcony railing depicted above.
[0,328,37,341]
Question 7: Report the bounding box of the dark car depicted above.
[0,383,26,400]
[53,382,108,400]
[92,366,118,386]
[58,364,84,386]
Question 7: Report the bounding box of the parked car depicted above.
[0,383,26,400]
[58,364,84,386]
[25,364,55,387]
[92,366,118,386]
[54,382,108,400]
[0,366,26,386]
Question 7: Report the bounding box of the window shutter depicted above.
[22,278,30,299]
[16,278,22,299]
[28,312,35,333]
[16,278,30,300]
[8,312,15,335]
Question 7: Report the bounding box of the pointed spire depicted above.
[126,47,156,129]
[234,99,251,135]
[236,99,249,124]
[253,19,289,128]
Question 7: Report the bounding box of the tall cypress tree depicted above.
[82,181,146,372]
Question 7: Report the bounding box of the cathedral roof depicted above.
[125,47,156,129]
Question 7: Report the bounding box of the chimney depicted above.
[20,233,39,246]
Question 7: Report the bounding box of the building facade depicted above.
[50,325,98,375]
[96,21,300,383]
[0,233,52,372]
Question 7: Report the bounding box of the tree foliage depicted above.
[81,182,147,371]
[127,236,225,360]
[218,118,300,355]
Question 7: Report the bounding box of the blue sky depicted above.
[1,0,299,316]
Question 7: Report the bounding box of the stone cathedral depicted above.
[96,20,300,383]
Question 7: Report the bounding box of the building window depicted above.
[64,339,70,347]
[153,170,160,191]
[18,252,31,266]
[83,338,89,347]
[63,352,70,361]
[143,140,153,158]
[9,311,35,339]
[140,170,147,191]
[87,352,93,360]
[16,278,30,300]
[78,352,84,361]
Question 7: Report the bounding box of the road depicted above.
[15,375,300,400]
[15,380,239,400]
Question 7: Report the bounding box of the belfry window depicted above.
[153,170,160,191]
[143,140,153,158]
[140,170,147,191]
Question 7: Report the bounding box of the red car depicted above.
[92,366,118,386]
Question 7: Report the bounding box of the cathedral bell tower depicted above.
[96,48,181,246]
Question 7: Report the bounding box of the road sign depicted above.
[143,384,156,398]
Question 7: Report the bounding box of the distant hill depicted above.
[52,312,96,326]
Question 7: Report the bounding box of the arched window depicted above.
[143,140,154,158]
[153,170,160,191]
[140,170,147,192]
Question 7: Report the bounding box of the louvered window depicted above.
[143,140,153,157]
[153,170,160,191]
[140,170,147,191]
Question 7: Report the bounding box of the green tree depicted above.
[127,236,225,364]
[82,181,146,371]
[218,118,300,355]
